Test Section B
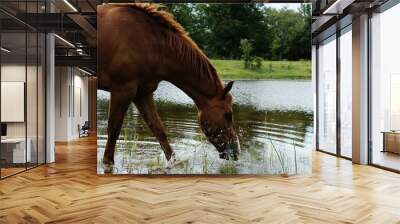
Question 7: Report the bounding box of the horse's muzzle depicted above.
[219,139,240,161]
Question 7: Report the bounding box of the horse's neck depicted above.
[164,66,223,109]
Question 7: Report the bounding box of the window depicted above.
[339,26,352,158]
[370,3,400,171]
[317,35,337,154]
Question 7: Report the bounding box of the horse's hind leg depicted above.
[134,94,174,161]
[103,88,136,165]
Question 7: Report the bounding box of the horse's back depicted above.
[97,4,162,90]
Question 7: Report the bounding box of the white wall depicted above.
[55,67,89,141]
[1,63,46,164]
[1,65,30,138]
[1,65,26,140]
[55,66,69,141]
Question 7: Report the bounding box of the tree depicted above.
[162,3,311,60]
[240,39,262,70]
[201,4,269,59]
[163,4,209,51]
[240,39,253,68]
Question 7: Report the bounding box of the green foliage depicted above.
[252,56,263,70]
[146,157,163,174]
[129,132,139,158]
[202,151,209,174]
[162,3,311,60]
[240,38,253,68]
[219,162,238,174]
[240,39,262,70]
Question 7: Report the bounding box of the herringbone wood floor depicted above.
[1,136,400,224]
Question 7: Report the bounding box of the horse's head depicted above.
[198,81,240,161]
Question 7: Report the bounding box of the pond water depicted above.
[97,80,314,175]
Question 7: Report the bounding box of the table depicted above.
[382,131,400,154]
[1,138,31,164]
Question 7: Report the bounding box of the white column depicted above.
[312,45,317,150]
[352,14,369,164]
[46,33,55,163]
[45,0,56,163]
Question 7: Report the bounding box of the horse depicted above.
[97,3,240,165]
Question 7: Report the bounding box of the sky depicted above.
[265,3,303,11]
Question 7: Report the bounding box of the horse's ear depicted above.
[224,81,234,96]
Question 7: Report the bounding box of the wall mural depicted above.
[97,3,313,175]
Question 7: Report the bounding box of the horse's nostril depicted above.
[220,148,237,161]
[218,139,240,161]
[219,152,228,160]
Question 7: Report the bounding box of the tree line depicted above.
[163,3,311,61]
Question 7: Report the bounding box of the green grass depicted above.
[210,59,311,80]
[218,162,238,174]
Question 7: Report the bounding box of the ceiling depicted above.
[1,0,98,72]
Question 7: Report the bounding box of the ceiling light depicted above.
[323,0,341,14]
[1,47,11,53]
[54,34,75,48]
[63,0,78,12]
[322,0,355,15]
[78,67,93,76]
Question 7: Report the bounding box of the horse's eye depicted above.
[224,112,233,123]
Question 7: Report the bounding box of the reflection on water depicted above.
[97,80,313,175]
[152,80,313,112]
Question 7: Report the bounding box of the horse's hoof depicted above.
[165,152,177,169]
[102,157,114,165]
[102,163,114,173]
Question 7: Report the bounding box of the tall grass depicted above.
[219,161,238,174]
[264,113,300,176]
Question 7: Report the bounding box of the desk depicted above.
[1,138,31,163]
[382,131,400,154]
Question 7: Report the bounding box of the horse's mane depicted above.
[124,3,223,95]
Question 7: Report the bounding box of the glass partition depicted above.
[370,4,400,171]
[1,31,28,177]
[339,26,352,158]
[27,30,38,169]
[317,35,337,154]
[38,32,45,165]
[0,1,46,179]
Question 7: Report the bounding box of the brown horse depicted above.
[97,3,240,165]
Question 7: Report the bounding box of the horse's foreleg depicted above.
[134,94,173,161]
[103,89,136,165]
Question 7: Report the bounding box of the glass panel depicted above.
[38,32,45,165]
[27,30,38,169]
[1,31,27,177]
[371,4,400,171]
[318,35,337,154]
[26,0,39,169]
[0,1,46,178]
[340,27,352,158]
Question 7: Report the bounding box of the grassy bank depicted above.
[210,59,311,80]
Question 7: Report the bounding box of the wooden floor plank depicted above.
[0,136,400,223]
